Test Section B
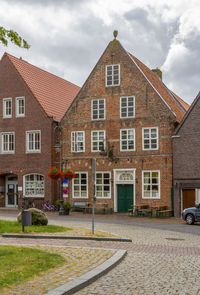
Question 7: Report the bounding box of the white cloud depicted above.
[0,0,199,103]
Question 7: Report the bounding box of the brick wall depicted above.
[61,40,176,211]
[0,55,57,208]
[173,95,200,216]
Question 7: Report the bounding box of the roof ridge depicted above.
[5,52,79,88]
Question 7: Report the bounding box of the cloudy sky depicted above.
[0,0,199,104]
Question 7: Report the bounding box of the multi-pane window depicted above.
[1,132,15,153]
[143,127,158,150]
[16,97,25,117]
[73,172,88,198]
[106,64,120,86]
[24,174,44,197]
[120,129,135,151]
[96,172,111,198]
[3,98,12,118]
[71,131,85,152]
[92,99,105,120]
[142,171,160,199]
[26,130,41,153]
[120,96,135,118]
[91,130,105,152]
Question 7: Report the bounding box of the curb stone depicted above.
[47,249,127,295]
[2,233,132,242]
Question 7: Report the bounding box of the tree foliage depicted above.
[0,26,30,49]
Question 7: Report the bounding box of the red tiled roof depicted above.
[128,53,190,122]
[2,53,80,122]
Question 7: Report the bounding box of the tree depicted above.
[0,26,30,49]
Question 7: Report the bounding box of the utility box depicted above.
[22,210,32,226]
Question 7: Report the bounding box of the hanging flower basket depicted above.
[48,168,62,180]
[62,169,76,181]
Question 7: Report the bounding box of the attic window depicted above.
[106,64,120,87]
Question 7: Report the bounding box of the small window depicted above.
[106,64,120,86]
[120,96,135,118]
[24,174,44,197]
[16,97,25,117]
[3,98,12,118]
[71,131,85,152]
[92,99,105,120]
[142,171,160,199]
[1,132,15,153]
[143,127,158,150]
[91,130,106,152]
[26,130,41,153]
[96,172,111,198]
[73,172,88,198]
[120,129,135,151]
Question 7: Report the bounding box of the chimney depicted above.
[152,68,162,80]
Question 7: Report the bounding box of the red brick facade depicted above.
[0,54,79,209]
[61,39,184,212]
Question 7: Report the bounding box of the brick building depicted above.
[61,34,189,212]
[0,53,79,209]
[173,92,200,217]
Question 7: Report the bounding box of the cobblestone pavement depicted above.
[1,216,200,294]
[0,244,114,295]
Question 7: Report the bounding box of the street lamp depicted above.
[54,142,65,215]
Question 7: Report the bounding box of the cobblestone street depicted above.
[1,213,200,294]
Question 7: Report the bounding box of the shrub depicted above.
[63,201,72,211]
[18,208,48,225]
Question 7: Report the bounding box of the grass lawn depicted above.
[0,245,66,289]
[0,219,72,234]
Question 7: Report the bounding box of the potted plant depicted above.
[55,199,60,211]
[48,168,61,180]
[62,169,76,181]
[63,201,72,215]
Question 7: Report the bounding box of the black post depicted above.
[22,196,24,232]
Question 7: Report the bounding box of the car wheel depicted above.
[186,214,194,225]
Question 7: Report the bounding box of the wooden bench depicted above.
[72,201,89,212]
[83,203,111,214]
[156,206,173,217]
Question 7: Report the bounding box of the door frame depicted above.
[5,176,18,208]
[113,168,136,212]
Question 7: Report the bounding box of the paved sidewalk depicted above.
[1,215,200,294]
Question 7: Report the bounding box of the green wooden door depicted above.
[117,184,133,212]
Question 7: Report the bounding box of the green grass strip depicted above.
[0,219,72,234]
[0,245,66,289]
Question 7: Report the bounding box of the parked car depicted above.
[182,204,200,225]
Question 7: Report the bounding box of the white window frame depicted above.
[106,64,120,87]
[26,130,41,153]
[142,127,159,150]
[16,96,25,117]
[91,130,106,152]
[142,170,160,199]
[91,99,105,120]
[23,174,44,198]
[120,96,135,118]
[96,172,111,199]
[1,132,15,154]
[72,172,88,198]
[120,129,135,151]
[3,98,12,118]
[71,131,85,153]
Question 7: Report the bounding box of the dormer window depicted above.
[106,64,120,86]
